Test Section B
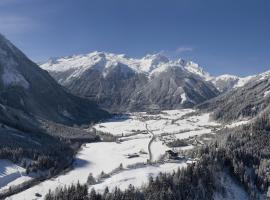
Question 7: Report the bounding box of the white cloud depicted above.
[159,46,194,59]
[175,46,193,53]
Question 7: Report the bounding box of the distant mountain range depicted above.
[41,51,268,115]
[41,52,220,112]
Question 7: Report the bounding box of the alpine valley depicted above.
[1,34,270,200]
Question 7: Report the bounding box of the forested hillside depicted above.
[212,111,270,199]
[198,74,270,122]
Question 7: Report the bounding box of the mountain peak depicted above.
[178,59,213,81]
[142,53,169,63]
[136,53,169,73]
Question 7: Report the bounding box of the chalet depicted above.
[165,150,178,159]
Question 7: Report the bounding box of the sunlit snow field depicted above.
[0,160,33,193]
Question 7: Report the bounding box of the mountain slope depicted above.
[198,70,270,122]
[0,34,110,196]
[0,34,109,125]
[41,52,219,112]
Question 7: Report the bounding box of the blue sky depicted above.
[0,0,269,76]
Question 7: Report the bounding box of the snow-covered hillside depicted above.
[0,160,33,193]
[212,70,270,93]
[199,69,270,122]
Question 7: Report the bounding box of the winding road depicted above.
[145,124,156,163]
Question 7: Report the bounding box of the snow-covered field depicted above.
[5,109,220,200]
[0,160,33,193]
[92,162,187,192]
[94,109,218,136]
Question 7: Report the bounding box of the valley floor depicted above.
[2,109,243,200]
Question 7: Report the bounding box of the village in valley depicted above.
[88,108,221,191]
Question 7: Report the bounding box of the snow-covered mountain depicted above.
[179,59,213,81]
[212,74,254,92]
[41,52,213,81]
[0,34,108,128]
[199,70,270,122]
[41,52,219,112]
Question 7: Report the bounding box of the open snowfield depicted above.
[5,109,220,200]
[94,109,218,136]
[92,162,187,192]
[6,140,149,200]
[94,115,147,136]
[0,160,33,193]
